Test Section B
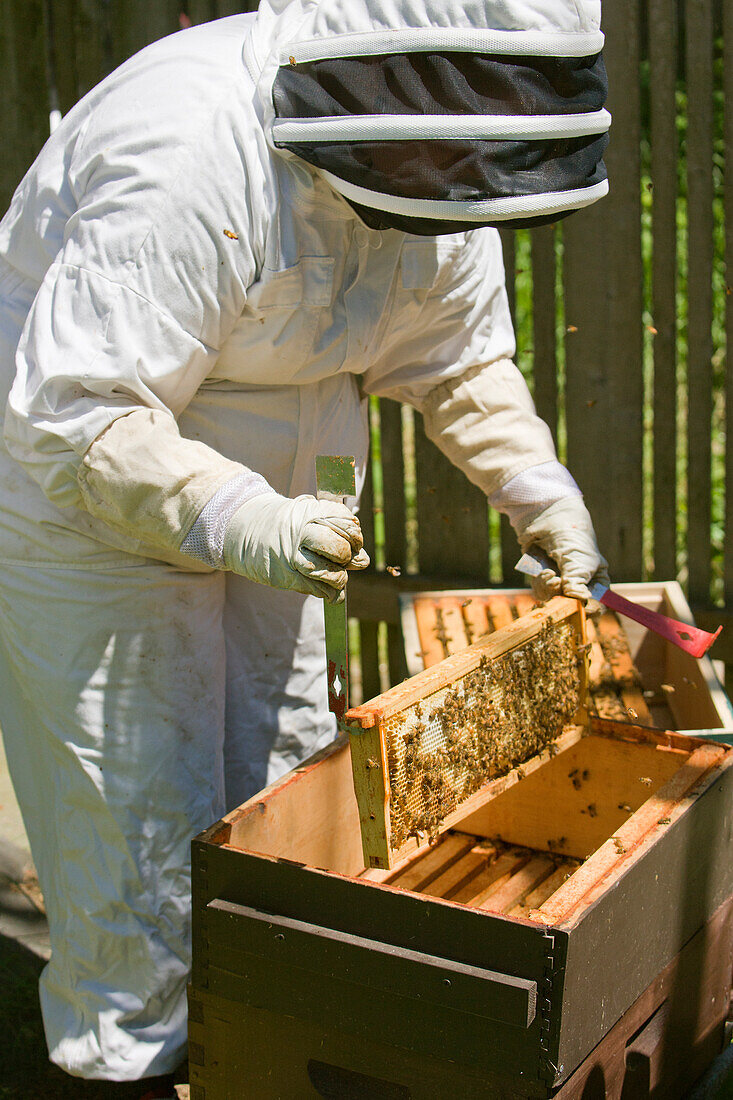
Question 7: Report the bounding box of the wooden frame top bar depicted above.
[346,595,581,729]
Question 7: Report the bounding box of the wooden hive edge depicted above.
[532,740,732,927]
[588,715,713,753]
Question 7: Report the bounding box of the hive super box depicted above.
[189,732,733,1097]
[188,599,733,1099]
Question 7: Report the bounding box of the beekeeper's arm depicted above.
[3,81,366,603]
[362,229,607,601]
[76,411,368,602]
[419,362,609,601]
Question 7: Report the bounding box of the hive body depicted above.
[188,594,733,1098]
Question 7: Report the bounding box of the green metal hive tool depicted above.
[315,455,356,730]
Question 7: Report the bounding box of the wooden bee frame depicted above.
[345,596,588,869]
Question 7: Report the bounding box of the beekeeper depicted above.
[0,0,610,1092]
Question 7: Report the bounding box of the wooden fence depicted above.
[0,1,730,693]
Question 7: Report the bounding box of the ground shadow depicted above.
[0,934,186,1098]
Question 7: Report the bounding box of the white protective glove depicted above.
[78,410,370,592]
[420,359,609,604]
[223,493,370,603]
[516,496,610,603]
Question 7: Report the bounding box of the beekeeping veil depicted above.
[250,0,610,234]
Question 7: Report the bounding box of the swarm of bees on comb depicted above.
[384,621,581,847]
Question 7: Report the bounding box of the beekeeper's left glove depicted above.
[222,492,369,603]
[419,358,609,603]
[513,495,610,603]
[76,408,370,588]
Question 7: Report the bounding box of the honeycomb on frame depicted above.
[345,596,588,869]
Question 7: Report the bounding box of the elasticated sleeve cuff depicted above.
[489,461,582,531]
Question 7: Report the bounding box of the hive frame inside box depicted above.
[212,690,730,932]
[193,711,733,1097]
[345,595,588,870]
[400,580,733,737]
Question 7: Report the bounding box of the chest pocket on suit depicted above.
[216,257,335,384]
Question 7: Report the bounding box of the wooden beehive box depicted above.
[401,581,733,737]
[189,600,733,1099]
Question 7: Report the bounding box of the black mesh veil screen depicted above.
[282,134,608,202]
[274,51,608,121]
[272,50,609,233]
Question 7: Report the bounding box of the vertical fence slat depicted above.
[357,623,381,704]
[356,455,380,701]
[564,0,644,581]
[499,228,516,327]
[49,0,106,114]
[109,0,180,69]
[685,0,715,605]
[498,227,518,581]
[520,221,558,586]
[649,0,679,581]
[217,1,258,15]
[380,399,408,684]
[80,0,114,92]
[724,0,733,610]
[49,0,80,113]
[500,514,519,583]
[380,399,406,573]
[189,1,219,21]
[531,225,559,444]
[357,625,381,704]
[414,416,489,580]
[0,1,50,214]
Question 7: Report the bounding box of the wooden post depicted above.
[649,0,679,583]
[357,445,381,703]
[0,0,51,215]
[380,399,408,684]
[563,0,645,582]
[108,0,180,69]
[531,224,559,447]
[188,0,219,21]
[48,0,111,113]
[721,0,732,690]
[414,415,489,581]
[685,0,715,607]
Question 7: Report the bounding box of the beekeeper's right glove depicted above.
[222,493,369,603]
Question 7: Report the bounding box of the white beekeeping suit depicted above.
[0,0,609,1088]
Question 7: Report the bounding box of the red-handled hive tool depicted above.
[516,548,722,659]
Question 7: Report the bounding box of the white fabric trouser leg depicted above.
[222,573,335,809]
[0,274,342,1081]
[0,557,334,1080]
[0,561,227,1081]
